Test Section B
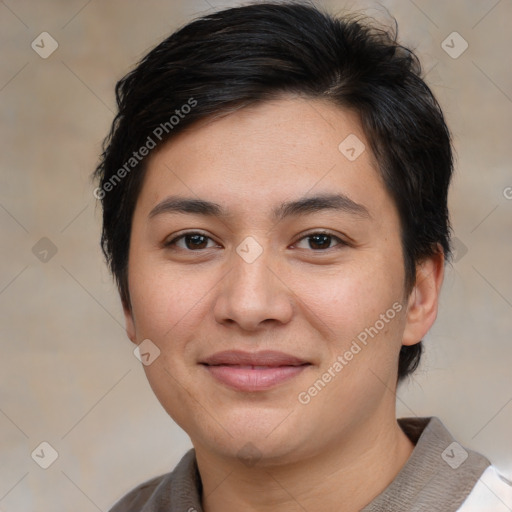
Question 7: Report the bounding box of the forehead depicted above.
[135,97,391,222]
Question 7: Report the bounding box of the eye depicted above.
[164,231,218,251]
[164,230,348,252]
[293,231,347,251]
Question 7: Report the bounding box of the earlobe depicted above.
[122,299,137,344]
[402,249,445,347]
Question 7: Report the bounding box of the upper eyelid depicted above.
[164,230,219,246]
[165,230,347,249]
[293,232,346,247]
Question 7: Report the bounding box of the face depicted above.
[124,96,431,466]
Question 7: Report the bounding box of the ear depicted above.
[402,248,445,347]
[122,298,137,344]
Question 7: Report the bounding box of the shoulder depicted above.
[457,465,512,511]
[107,448,201,512]
[108,473,171,512]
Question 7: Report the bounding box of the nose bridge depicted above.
[231,234,276,300]
[213,234,293,328]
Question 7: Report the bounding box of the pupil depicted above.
[188,234,206,249]
[311,234,330,250]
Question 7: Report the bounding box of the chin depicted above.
[201,434,307,468]
[193,411,316,465]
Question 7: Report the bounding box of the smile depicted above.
[202,364,311,391]
[200,350,312,391]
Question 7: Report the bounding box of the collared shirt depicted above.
[108,416,512,511]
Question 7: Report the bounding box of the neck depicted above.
[195,411,415,512]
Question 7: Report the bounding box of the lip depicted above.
[200,350,311,391]
[201,350,308,367]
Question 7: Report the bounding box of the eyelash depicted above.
[163,230,348,252]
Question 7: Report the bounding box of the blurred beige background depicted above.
[1,0,511,510]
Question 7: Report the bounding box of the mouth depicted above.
[200,350,312,391]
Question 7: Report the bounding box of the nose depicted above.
[212,238,294,331]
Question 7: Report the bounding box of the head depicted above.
[93,1,452,463]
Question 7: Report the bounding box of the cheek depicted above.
[292,253,407,397]
[128,261,213,428]
[297,257,403,333]
[128,257,210,341]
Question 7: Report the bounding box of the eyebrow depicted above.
[148,193,371,222]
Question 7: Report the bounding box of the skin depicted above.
[123,96,444,512]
